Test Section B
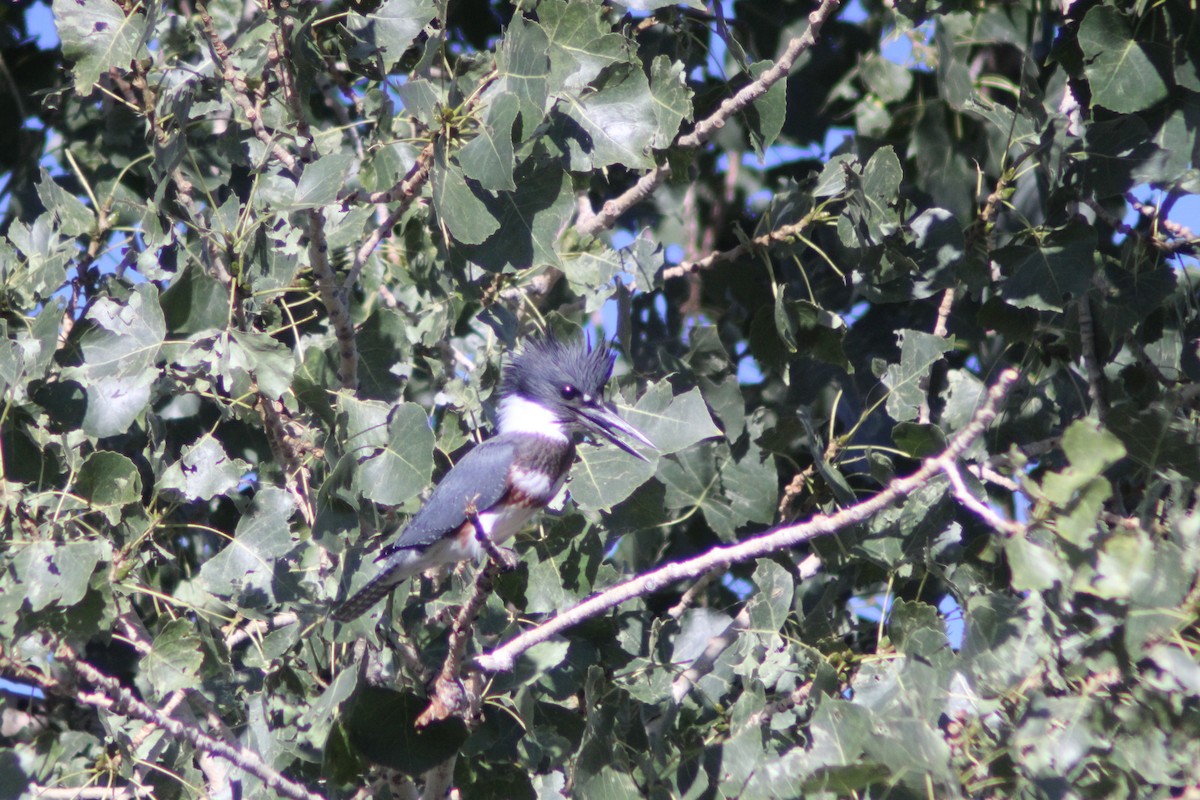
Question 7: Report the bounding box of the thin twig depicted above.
[224,611,300,650]
[476,369,1020,673]
[52,647,325,800]
[662,212,821,280]
[667,567,725,621]
[259,397,316,526]
[932,288,955,339]
[576,0,842,238]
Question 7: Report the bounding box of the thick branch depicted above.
[476,369,1019,673]
[415,523,512,727]
[575,0,841,238]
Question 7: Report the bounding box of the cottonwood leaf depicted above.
[53,0,144,95]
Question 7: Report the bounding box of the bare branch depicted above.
[670,607,748,705]
[308,211,359,390]
[476,369,1020,672]
[576,0,842,238]
[661,211,821,281]
[196,2,298,174]
[941,461,1024,536]
[346,143,436,290]
[28,787,154,799]
[52,646,325,800]
[415,554,505,728]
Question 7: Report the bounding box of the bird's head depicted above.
[498,335,656,461]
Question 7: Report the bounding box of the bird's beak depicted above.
[577,403,657,462]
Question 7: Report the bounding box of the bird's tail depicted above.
[331,566,404,623]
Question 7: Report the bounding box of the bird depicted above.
[331,335,655,622]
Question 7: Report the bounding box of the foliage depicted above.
[2,0,1200,797]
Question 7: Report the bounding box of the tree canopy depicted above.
[2,0,1200,797]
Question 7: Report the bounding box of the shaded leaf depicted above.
[198,487,296,608]
[75,451,142,524]
[144,619,203,696]
[1078,6,1169,113]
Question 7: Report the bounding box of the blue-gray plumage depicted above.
[332,335,655,623]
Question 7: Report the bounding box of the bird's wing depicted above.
[376,436,517,557]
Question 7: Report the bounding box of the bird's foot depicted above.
[478,537,519,572]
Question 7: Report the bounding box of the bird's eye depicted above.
[560,384,579,400]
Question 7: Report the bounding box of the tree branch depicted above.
[476,368,1020,673]
[52,646,325,800]
[27,787,154,799]
[415,553,505,728]
[346,142,436,290]
[661,211,821,280]
[576,0,842,238]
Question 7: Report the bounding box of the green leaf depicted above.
[997,223,1097,311]
[1108,402,1200,480]
[293,153,355,208]
[198,487,296,607]
[744,59,786,158]
[882,330,952,423]
[52,0,144,95]
[430,141,500,246]
[6,214,71,301]
[496,15,551,135]
[395,79,441,128]
[578,766,641,800]
[649,55,692,146]
[67,283,165,437]
[345,687,469,774]
[560,62,666,170]
[75,451,142,524]
[621,382,721,456]
[538,0,632,93]
[746,560,794,634]
[159,437,251,502]
[302,665,359,746]
[342,398,435,507]
[843,145,903,244]
[659,442,775,539]
[143,619,204,696]
[1078,6,1169,113]
[570,443,657,512]
[222,330,295,401]
[160,262,229,336]
[459,93,519,192]
[459,158,573,271]
[35,170,93,237]
[892,422,947,458]
[12,541,103,612]
[347,0,437,68]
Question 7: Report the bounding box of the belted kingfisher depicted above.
[332,335,655,622]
